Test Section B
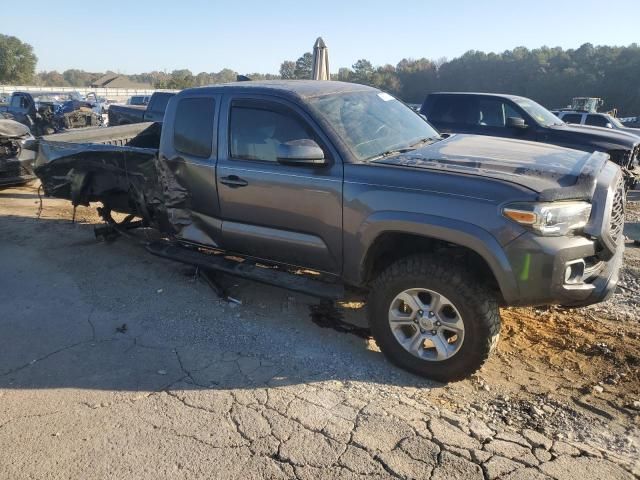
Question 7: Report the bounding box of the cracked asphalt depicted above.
[1,184,638,479]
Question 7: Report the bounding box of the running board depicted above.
[145,241,345,300]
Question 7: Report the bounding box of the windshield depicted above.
[607,115,624,128]
[308,91,440,161]
[513,98,563,127]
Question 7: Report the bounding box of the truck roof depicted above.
[428,92,530,102]
[180,80,377,100]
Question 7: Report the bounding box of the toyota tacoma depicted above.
[34,81,625,381]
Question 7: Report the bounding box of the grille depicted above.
[609,178,625,242]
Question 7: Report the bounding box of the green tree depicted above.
[63,69,96,87]
[280,60,296,79]
[395,58,437,103]
[34,70,68,87]
[156,69,195,89]
[0,34,37,84]
[294,52,313,79]
[351,59,375,85]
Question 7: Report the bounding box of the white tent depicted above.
[312,37,330,81]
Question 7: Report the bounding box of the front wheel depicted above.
[367,255,500,382]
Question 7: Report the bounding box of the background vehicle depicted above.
[421,92,639,187]
[35,81,625,381]
[553,110,640,138]
[108,92,175,126]
[127,95,150,106]
[7,91,101,136]
[0,118,36,186]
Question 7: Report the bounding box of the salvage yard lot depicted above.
[1,183,639,479]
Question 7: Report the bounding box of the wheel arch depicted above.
[349,212,519,304]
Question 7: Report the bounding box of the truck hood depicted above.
[549,123,639,149]
[372,134,608,201]
[618,126,640,138]
[0,119,30,138]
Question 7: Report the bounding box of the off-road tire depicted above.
[367,255,500,382]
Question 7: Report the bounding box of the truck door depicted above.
[158,92,223,247]
[9,94,32,126]
[216,95,343,274]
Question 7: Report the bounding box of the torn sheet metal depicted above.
[34,122,201,240]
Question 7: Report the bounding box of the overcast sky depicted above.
[5,0,640,74]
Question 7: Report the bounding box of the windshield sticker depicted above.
[377,92,395,102]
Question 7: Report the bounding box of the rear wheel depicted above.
[367,255,500,382]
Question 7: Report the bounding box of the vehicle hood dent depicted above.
[372,134,608,201]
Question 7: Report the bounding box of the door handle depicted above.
[220,175,248,188]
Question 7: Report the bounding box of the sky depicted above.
[5,0,640,75]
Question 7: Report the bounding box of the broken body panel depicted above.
[0,119,36,186]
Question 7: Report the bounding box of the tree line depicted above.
[2,33,640,115]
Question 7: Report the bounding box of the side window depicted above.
[504,103,524,122]
[585,115,610,127]
[472,99,524,128]
[229,101,318,162]
[427,96,471,125]
[475,99,503,127]
[562,113,583,124]
[149,93,173,113]
[10,95,22,108]
[173,97,216,158]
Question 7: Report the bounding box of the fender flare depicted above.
[351,211,520,303]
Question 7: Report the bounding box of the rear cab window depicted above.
[425,95,472,127]
[148,93,173,113]
[561,113,583,124]
[173,97,216,158]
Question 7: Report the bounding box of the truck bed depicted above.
[35,122,162,216]
[108,104,146,126]
[38,121,161,151]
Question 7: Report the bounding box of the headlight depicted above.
[503,201,592,236]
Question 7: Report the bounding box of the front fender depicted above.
[344,211,520,303]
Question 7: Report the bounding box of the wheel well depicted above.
[362,232,502,299]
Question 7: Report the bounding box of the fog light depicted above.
[564,260,585,284]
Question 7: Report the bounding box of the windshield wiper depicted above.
[407,136,440,148]
[367,137,439,162]
[367,147,415,162]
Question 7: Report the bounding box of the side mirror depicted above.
[506,117,527,129]
[277,139,326,166]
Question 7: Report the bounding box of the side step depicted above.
[145,241,345,300]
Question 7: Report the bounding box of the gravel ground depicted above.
[0,183,639,479]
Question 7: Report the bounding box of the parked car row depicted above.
[33,80,629,381]
[5,91,103,137]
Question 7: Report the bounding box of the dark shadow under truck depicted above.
[34,81,625,382]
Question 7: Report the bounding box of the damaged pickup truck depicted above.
[35,81,625,381]
[8,91,102,137]
[0,115,36,186]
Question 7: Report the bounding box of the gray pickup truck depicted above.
[107,92,175,126]
[35,81,625,381]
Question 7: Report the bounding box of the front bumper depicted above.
[504,232,624,307]
[0,150,36,187]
